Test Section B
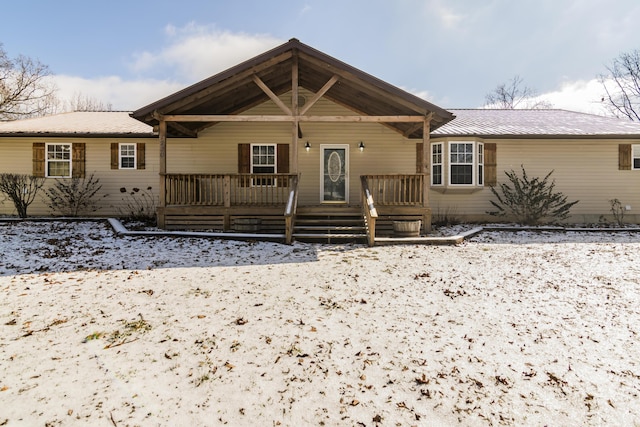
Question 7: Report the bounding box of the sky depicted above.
[2,0,640,115]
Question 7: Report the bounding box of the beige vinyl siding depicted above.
[430,138,640,223]
[0,137,158,216]
[166,89,417,206]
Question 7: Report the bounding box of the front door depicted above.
[320,144,349,203]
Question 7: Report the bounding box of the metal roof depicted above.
[3,109,640,140]
[433,109,640,138]
[0,111,154,137]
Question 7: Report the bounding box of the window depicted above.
[450,142,474,185]
[46,143,72,177]
[431,143,443,185]
[251,144,276,186]
[430,141,485,188]
[633,145,640,169]
[119,143,136,169]
[111,143,145,170]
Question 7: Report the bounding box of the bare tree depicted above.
[0,44,57,120]
[0,173,45,218]
[484,75,552,109]
[65,92,113,112]
[599,49,640,121]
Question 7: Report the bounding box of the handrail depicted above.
[284,174,300,244]
[360,176,378,246]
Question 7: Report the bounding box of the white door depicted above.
[320,144,349,203]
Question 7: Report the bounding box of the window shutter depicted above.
[72,143,86,178]
[416,143,424,173]
[277,144,290,186]
[619,144,631,170]
[238,144,250,173]
[238,143,251,187]
[33,143,45,177]
[484,143,497,186]
[137,143,146,170]
[277,144,289,173]
[111,143,118,169]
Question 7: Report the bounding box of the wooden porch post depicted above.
[422,114,432,232]
[291,52,299,173]
[158,118,167,228]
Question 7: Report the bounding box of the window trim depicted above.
[45,143,72,178]
[431,142,443,186]
[477,142,484,186]
[430,140,485,189]
[632,144,640,170]
[250,143,277,186]
[448,141,476,186]
[119,143,137,170]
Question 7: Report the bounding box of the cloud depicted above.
[426,0,465,29]
[49,27,284,111]
[52,75,184,111]
[537,78,610,115]
[130,24,283,81]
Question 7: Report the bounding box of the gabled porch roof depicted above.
[131,38,454,138]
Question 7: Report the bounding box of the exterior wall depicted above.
[4,93,640,225]
[0,137,158,216]
[430,137,640,224]
[166,89,417,206]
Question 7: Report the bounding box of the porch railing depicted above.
[163,173,299,207]
[363,174,426,206]
[360,176,378,246]
[284,174,300,244]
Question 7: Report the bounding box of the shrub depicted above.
[45,173,106,216]
[488,166,579,225]
[118,186,157,225]
[0,173,45,218]
[609,198,625,226]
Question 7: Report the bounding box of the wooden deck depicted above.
[157,173,431,245]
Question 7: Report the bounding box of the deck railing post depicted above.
[360,176,378,246]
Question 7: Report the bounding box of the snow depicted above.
[1,221,640,426]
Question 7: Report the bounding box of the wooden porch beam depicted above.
[153,51,293,115]
[167,121,197,137]
[162,114,428,123]
[252,74,292,115]
[300,53,431,115]
[299,75,340,116]
[403,122,424,138]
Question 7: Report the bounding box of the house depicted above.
[1,38,640,244]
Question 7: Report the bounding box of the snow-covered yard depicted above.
[1,221,640,426]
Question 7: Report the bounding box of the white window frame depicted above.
[633,144,640,170]
[250,143,277,186]
[45,143,72,178]
[431,142,443,186]
[447,141,484,187]
[119,143,137,170]
[477,142,484,186]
